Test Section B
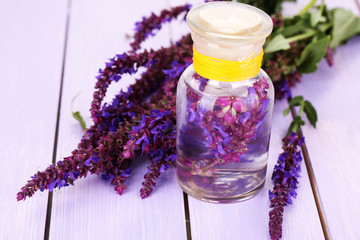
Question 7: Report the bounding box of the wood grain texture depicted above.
[186,100,324,240]
[0,1,67,239]
[291,15,360,240]
[48,1,187,239]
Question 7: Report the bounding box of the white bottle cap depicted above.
[187,2,273,61]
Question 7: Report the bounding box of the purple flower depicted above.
[116,53,128,59]
[48,180,57,192]
[217,144,226,155]
[269,132,304,240]
[159,164,170,172]
[199,78,208,92]
[122,168,132,177]
[165,154,176,162]
[212,123,229,138]
[130,4,191,52]
[163,60,189,79]
[84,154,100,166]
[101,173,111,181]
[261,99,270,114]
[109,74,121,82]
[239,111,251,123]
[275,81,292,100]
[70,171,77,180]
[58,180,67,189]
[133,115,147,132]
[268,190,274,200]
[215,96,244,125]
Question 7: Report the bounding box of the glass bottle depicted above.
[176,2,274,203]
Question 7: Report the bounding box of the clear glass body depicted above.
[176,65,274,203]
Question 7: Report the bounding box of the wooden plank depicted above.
[0,1,67,239]
[48,1,187,239]
[186,100,324,240]
[291,9,360,240]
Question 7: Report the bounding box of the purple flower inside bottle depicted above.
[176,2,274,203]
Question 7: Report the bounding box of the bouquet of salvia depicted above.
[17,0,360,239]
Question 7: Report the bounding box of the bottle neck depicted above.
[192,32,265,61]
[192,33,265,82]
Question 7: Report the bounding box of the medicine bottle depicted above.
[176,2,274,203]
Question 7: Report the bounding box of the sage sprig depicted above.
[283,96,318,134]
[265,0,360,74]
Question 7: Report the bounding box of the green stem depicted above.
[320,0,325,13]
[299,101,305,117]
[286,30,316,43]
[298,0,318,15]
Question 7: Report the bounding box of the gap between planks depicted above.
[165,0,193,238]
[183,192,192,240]
[289,106,331,240]
[44,0,72,239]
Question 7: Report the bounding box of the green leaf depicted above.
[304,100,318,128]
[310,9,326,27]
[281,22,308,37]
[318,22,332,33]
[72,111,86,131]
[330,8,360,48]
[294,116,306,126]
[283,107,290,116]
[264,34,291,53]
[295,36,330,73]
[289,96,304,107]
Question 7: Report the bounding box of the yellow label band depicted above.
[193,46,263,82]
